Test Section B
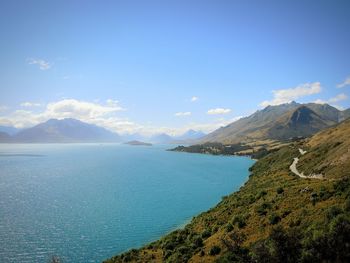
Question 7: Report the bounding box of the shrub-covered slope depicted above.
[105,120,350,263]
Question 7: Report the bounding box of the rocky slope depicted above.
[202,102,347,144]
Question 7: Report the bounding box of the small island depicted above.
[124,140,152,146]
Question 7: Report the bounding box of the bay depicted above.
[0,143,254,262]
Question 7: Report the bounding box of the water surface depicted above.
[0,143,254,262]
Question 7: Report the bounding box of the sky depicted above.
[0,0,350,135]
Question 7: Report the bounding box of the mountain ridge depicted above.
[201,102,347,144]
[0,119,206,144]
[12,118,121,143]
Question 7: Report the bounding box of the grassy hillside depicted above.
[105,120,350,263]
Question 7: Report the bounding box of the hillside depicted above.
[105,119,350,262]
[149,133,174,144]
[0,125,19,135]
[342,108,350,120]
[265,105,333,141]
[201,102,346,145]
[12,118,121,143]
[0,131,11,142]
[171,130,206,144]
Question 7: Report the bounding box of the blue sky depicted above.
[0,0,349,135]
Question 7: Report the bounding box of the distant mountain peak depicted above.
[11,118,120,143]
[289,106,317,125]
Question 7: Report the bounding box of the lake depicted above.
[0,144,254,262]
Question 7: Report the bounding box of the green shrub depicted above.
[256,202,271,216]
[209,245,221,256]
[268,226,302,262]
[177,246,189,254]
[192,236,203,248]
[201,229,211,239]
[310,192,318,205]
[281,209,291,218]
[269,213,281,225]
[257,190,268,199]
[345,198,350,212]
[232,215,247,229]
[326,206,343,221]
[277,187,284,194]
[226,223,234,232]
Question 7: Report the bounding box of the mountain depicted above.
[342,108,350,120]
[12,118,121,143]
[202,102,346,144]
[265,105,333,140]
[105,119,350,263]
[0,125,19,135]
[305,103,343,122]
[149,133,173,144]
[0,131,11,142]
[175,129,206,141]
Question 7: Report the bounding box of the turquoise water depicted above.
[0,144,254,263]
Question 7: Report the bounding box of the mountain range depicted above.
[11,118,121,143]
[0,118,206,143]
[1,102,348,144]
[202,102,350,144]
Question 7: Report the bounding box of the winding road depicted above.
[289,148,324,179]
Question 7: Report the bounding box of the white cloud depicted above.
[174,111,191,117]
[0,98,243,136]
[106,99,120,107]
[207,108,231,115]
[328,93,348,103]
[20,102,41,107]
[45,99,124,119]
[27,58,51,70]
[313,99,326,104]
[0,99,126,129]
[337,77,350,88]
[314,93,347,110]
[191,96,199,102]
[260,82,322,107]
[127,116,243,137]
[314,93,347,104]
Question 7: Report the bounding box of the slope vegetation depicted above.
[105,119,350,263]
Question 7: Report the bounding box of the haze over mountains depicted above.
[10,118,121,143]
[0,118,206,144]
[0,125,20,135]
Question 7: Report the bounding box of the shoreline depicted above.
[105,151,255,261]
